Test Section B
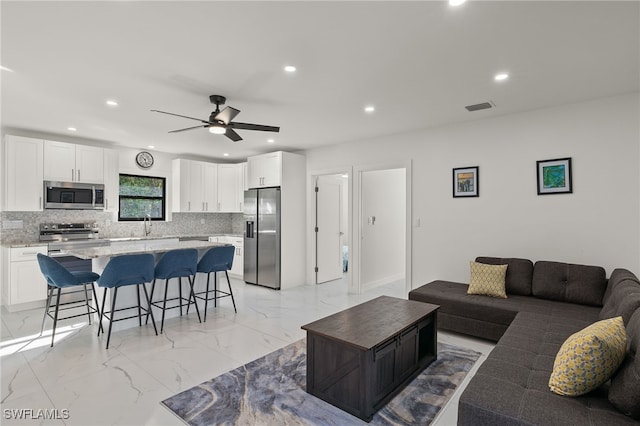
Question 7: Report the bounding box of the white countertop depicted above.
[61,240,230,259]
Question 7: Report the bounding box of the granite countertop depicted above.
[61,240,230,259]
[3,233,243,248]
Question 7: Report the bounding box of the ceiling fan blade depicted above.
[225,128,243,142]
[228,122,280,132]
[214,106,240,124]
[151,109,212,124]
[168,125,209,133]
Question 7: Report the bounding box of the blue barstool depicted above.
[193,245,236,321]
[37,253,101,347]
[96,254,157,349]
[146,249,200,333]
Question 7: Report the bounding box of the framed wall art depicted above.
[537,157,572,195]
[453,166,479,198]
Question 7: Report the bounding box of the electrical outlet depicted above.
[200,218,205,225]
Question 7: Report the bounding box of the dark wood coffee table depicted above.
[301,296,439,422]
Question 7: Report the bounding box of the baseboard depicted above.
[361,273,404,291]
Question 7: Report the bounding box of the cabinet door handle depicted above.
[39,196,42,209]
[106,198,109,210]
[72,169,75,181]
[202,201,205,211]
[188,201,191,211]
[218,202,221,211]
[77,169,81,181]
[239,202,243,212]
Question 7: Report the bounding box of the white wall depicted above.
[305,93,640,287]
[361,168,406,288]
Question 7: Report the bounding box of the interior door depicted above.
[316,177,343,284]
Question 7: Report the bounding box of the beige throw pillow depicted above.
[467,261,508,298]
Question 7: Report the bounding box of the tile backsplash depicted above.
[0,211,245,244]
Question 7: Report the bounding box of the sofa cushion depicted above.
[603,268,640,306]
[609,309,640,419]
[549,316,627,396]
[476,256,534,296]
[467,261,508,298]
[599,279,640,325]
[532,261,607,306]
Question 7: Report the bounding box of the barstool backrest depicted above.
[197,245,235,274]
[98,254,155,288]
[37,253,77,288]
[154,249,198,280]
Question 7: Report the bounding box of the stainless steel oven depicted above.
[44,181,105,210]
[40,223,110,304]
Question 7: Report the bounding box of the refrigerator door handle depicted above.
[246,221,254,238]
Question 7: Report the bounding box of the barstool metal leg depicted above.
[214,272,218,308]
[50,288,62,347]
[82,283,92,325]
[188,276,201,323]
[225,271,237,313]
[141,283,158,336]
[136,284,142,326]
[178,277,183,316]
[40,285,53,336]
[161,278,169,333]
[98,289,108,337]
[105,287,118,349]
[91,283,104,333]
[203,273,211,322]
[145,279,157,325]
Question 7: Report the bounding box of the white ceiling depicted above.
[2,1,638,161]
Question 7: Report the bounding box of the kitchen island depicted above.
[62,239,231,332]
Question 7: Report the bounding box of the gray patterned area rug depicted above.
[162,339,481,426]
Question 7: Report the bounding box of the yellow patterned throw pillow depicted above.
[549,316,627,396]
[467,261,508,298]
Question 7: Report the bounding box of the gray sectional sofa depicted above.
[408,257,640,425]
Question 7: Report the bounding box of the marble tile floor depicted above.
[0,278,495,426]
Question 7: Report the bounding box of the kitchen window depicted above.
[118,174,166,221]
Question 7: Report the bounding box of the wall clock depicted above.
[136,151,154,169]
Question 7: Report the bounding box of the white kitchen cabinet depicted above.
[172,159,218,212]
[44,140,104,183]
[217,163,242,212]
[228,237,243,277]
[247,152,282,188]
[1,246,48,311]
[4,135,44,211]
[202,162,218,212]
[103,148,119,212]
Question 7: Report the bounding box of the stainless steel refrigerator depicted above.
[244,188,281,289]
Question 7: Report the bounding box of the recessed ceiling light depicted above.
[1,65,15,73]
[223,153,229,157]
[267,139,275,143]
[67,127,77,132]
[147,145,155,149]
[494,73,509,81]
[284,65,296,73]
[364,105,375,113]
[449,0,467,6]
[106,100,118,107]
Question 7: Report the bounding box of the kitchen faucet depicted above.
[143,214,152,236]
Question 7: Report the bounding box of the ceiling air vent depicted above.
[465,101,495,112]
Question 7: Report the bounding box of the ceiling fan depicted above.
[151,95,279,142]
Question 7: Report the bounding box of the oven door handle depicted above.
[92,186,96,207]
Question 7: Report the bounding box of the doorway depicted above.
[314,173,349,284]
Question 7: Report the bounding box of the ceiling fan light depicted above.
[209,126,226,135]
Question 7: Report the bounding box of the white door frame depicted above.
[307,166,353,289]
[353,160,412,295]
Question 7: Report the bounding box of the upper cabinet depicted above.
[103,148,119,212]
[44,140,104,183]
[247,152,282,188]
[4,135,44,211]
[217,163,242,212]
[172,159,218,213]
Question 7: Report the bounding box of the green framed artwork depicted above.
[537,157,572,195]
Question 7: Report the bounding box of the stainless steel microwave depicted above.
[44,181,105,210]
